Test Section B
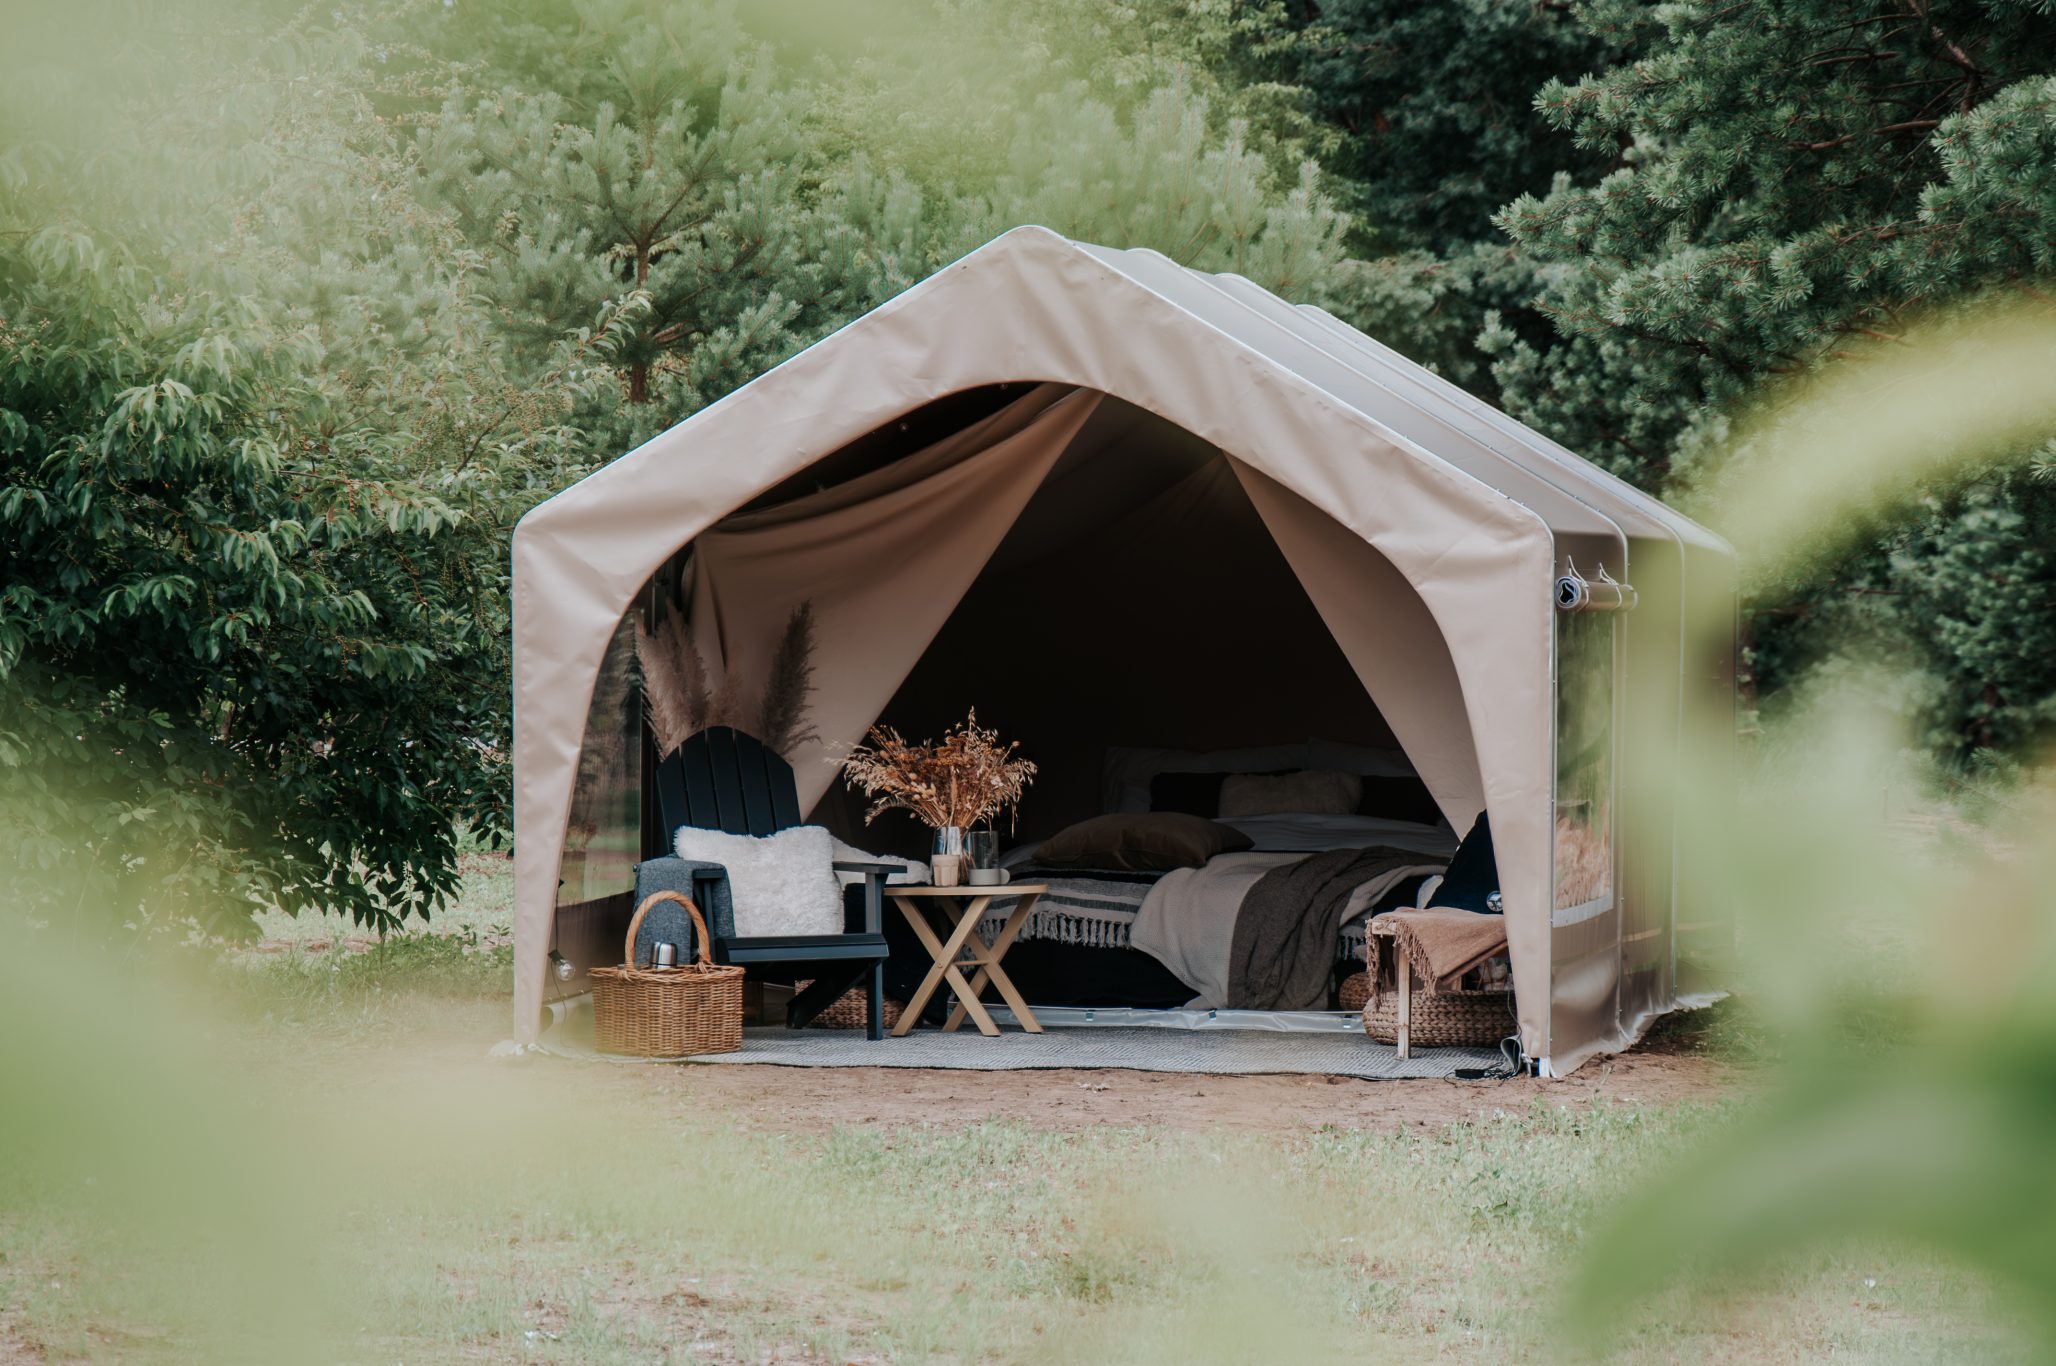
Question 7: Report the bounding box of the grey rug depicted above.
[539,1008,1505,1080]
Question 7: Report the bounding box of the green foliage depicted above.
[408,0,924,450]
[0,13,609,933]
[409,0,1346,451]
[1485,0,2056,761]
[1555,304,2056,1351]
[0,0,1351,934]
[1232,0,1634,393]
[942,75,1347,295]
[1570,683,2056,1351]
[1235,0,1624,252]
[1232,0,2056,762]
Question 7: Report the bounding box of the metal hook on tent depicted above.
[1555,557,1638,613]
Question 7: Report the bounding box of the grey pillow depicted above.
[1034,812,1254,871]
[1218,769,1362,818]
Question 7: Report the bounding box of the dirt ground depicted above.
[630,1040,1735,1133]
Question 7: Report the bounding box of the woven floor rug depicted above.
[539,1009,1503,1079]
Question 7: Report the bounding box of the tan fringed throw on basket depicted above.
[1368,909,1508,1007]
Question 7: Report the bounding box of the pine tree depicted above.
[409,1,921,450]
[410,0,1351,445]
[1488,0,2056,760]
[1229,0,1634,390]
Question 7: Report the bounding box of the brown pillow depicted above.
[1034,813,1254,871]
[1218,769,1362,818]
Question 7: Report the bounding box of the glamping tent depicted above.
[512,226,1736,1076]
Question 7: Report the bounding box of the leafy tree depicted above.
[2,0,1355,934]
[940,75,1347,295]
[0,14,612,933]
[811,0,1350,292]
[1234,0,1622,251]
[1488,0,2056,760]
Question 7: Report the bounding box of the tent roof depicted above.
[1073,242,1729,562]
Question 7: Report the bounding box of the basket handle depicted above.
[622,890,715,969]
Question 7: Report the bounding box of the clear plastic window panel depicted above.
[556,612,642,907]
[1554,610,1615,914]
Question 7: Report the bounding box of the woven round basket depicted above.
[797,981,904,1031]
[588,891,744,1057]
[1339,970,1514,1049]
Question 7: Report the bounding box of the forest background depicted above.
[6,0,2054,931]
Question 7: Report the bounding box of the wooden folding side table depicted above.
[884,884,1049,1037]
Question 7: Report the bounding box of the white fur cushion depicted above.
[674,825,843,937]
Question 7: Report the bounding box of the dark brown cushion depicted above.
[1034,812,1254,871]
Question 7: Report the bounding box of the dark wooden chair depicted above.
[642,726,894,1039]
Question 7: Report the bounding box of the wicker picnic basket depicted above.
[797,981,904,1031]
[1339,970,1514,1049]
[588,891,744,1057]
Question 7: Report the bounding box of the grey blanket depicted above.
[1227,847,1436,1010]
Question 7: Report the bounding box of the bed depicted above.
[989,812,1455,954]
[960,811,1454,1009]
[881,743,1463,1016]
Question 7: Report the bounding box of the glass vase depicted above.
[930,825,966,887]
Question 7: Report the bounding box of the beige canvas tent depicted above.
[511,226,1736,1076]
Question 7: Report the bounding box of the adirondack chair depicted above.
[637,726,894,1039]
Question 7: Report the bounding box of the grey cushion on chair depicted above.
[633,857,738,964]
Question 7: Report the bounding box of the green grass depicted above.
[0,863,2032,1364]
[244,850,517,950]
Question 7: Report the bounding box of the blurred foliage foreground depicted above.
[2,2,2056,1358]
[1566,297,2056,1350]
[0,912,2034,1364]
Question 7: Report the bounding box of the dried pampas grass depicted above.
[1553,815,1612,908]
[757,602,820,760]
[634,595,819,762]
[634,599,701,759]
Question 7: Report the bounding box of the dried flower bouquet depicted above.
[841,710,1036,832]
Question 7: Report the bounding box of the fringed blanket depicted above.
[1369,909,1508,1007]
[976,866,1162,949]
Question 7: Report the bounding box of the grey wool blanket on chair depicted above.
[1228,847,1438,1010]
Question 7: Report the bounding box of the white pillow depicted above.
[674,825,842,937]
